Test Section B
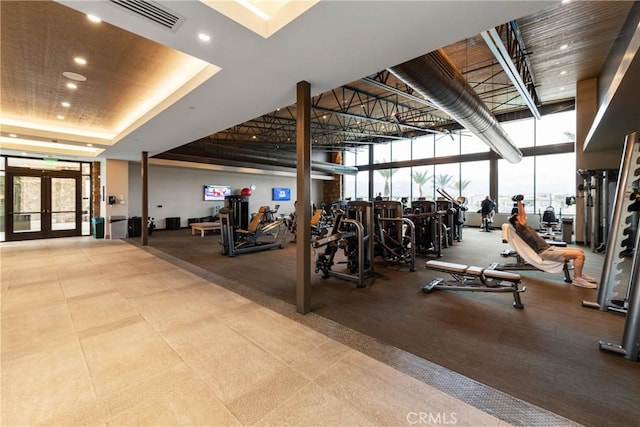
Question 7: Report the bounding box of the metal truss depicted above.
[206,79,454,149]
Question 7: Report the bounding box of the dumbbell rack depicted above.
[584,131,640,360]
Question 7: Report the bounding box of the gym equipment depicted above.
[540,206,559,239]
[373,200,416,271]
[583,131,638,314]
[577,169,618,252]
[313,201,374,288]
[262,204,280,222]
[436,187,468,242]
[423,260,525,308]
[584,131,640,361]
[225,195,249,230]
[219,206,287,256]
[404,200,444,257]
[496,223,572,283]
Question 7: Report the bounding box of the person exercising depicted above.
[508,195,597,288]
[480,195,496,231]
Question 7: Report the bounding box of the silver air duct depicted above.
[389,49,523,163]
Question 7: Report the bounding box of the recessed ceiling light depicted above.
[87,14,101,23]
[57,115,65,120]
[198,33,210,42]
[86,143,93,147]
[560,44,568,50]
[74,57,87,65]
[63,72,86,81]
[560,70,567,75]
[66,82,78,89]
[9,133,17,138]
[61,102,71,108]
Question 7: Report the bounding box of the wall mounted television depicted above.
[272,187,291,201]
[204,185,231,201]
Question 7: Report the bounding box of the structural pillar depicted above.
[141,151,149,246]
[296,81,312,314]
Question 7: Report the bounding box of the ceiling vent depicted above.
[109,0,184,31]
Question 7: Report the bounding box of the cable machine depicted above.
[577,169,618,252]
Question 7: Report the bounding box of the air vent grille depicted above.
[110,0,184,31]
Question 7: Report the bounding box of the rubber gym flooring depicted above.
[129,226,640,427]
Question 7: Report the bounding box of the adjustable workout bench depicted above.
[497,223,572,283]
[423,260,525,308]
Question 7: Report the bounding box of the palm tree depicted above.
[454,179,471,195]
[412,169,432,197]
[377,168,397,197]
[435,173,455,191]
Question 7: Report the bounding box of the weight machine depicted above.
[404,200,445,257]
[373,200,416,271]
[219,206,287,256]
[436,188,468,242]
[313,201,375,288]
[577,169,618,252]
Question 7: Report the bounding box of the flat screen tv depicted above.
[272,187,291,201]
[204,185,231,201]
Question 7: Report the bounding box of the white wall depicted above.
[127,162,326,229]
[105,159,129,238]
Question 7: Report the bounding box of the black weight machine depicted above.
[373,200,415,271]
[436,188,468,242]
[313,201,375,288]
[219,206,287,256]
[404,200,445,257]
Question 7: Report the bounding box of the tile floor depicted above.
[1,237,573,426]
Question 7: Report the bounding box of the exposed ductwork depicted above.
[160,142,358,175]
[389,49,523,163]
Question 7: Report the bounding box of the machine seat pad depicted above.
[425,260,468,273]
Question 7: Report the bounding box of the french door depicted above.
[5,168,82,241]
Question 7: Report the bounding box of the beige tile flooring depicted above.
[1,237,560,426]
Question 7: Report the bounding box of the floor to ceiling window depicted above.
[342,109,576,218]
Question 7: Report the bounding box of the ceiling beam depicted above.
[481,23,541,120]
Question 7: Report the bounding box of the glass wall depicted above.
[434,163,460,199]
[498,156,535,213]
[411,165,433,200]
[535,152,576,216]
[460,130,489,155]
[341,109,576,223]
[536,110,575,146]
[503,118,534,148]
[391,167,412,200]
[460,160,489,212]
[413,134,434,159]
[355,171,369,201]
[392,138,412,162]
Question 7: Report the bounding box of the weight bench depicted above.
[497,223,572,283]
[422,260,525,308]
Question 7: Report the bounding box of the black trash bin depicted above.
[92,217,105,239]
[128,216,142,237]
[562,218,574,244]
